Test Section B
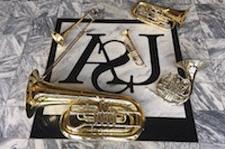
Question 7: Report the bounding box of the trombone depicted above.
[51,8,99,46]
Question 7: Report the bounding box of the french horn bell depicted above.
[26,69,145,140]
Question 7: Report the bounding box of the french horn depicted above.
[26,69,145,140]
[132,1,188,29]
[156,59,204,105]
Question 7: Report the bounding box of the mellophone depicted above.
[26,1,204,140]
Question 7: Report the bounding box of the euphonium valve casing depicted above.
[132,1,188,29]
[26,70,145,140]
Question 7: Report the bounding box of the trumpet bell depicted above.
[60,97,144,140]
[26,69,145,140]
[26,69,40,118]
[51,32,64,46]
[131,1,188,29]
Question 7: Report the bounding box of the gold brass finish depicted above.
[26,69,145,140]
[43,19,94,79]
[132,1,188,29]
[51,9,98,46]
[122,29,145,66]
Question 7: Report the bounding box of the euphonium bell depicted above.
[132,1,188,29]
[26,69,145,140]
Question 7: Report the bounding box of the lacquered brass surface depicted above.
[122,29,145,66]
[132,1,188,29]
[26,69,145,140]
[51,8,98,46]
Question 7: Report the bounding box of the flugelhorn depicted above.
[132,1,188,29]
[51,8,99,46]
[177,59,205,83]
[26,69,145,140]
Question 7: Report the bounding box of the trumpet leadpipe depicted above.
[42,19,94,79]
[51,8,98,46]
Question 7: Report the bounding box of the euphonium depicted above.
[132,1,188,29]
[26,69,145,140]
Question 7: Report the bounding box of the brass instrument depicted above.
[177,59,205,83]
[122,29,145,66]
[51,8,99,46]
[156,59,205,105]
[132,1,188,29]
[26,69,145,140]
[156,73,192,105]
[43,19,94,78]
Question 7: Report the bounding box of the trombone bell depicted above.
[26,70,145,140]
[51,8,98,46]
[51,32,64,46]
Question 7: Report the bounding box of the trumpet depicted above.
[51,8,99,46]
[26,69,145,140]
[122,29,145,66]
[132,1,188,29]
